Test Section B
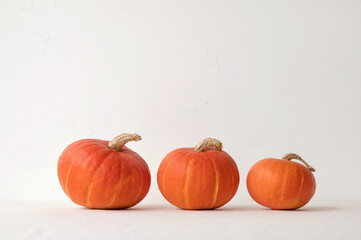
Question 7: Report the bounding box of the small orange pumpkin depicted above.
[247,153,316,210]
[57,133,151,209]
[157,138,239,210]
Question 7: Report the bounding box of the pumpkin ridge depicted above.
[229,171,235,202]
[160,161,172,199]
[183,154,192,209]
[227,152,240,199]
[267,160,279,204]
[160,151,186,200]
[131,150,149,170]
[210,152,239,208]
[124,153,144,207]
[64,161,74,196]
[277,164,290,208]
[227,157,237,204]
[207,154,219,209]
[64,143,96,196]
[85,151,113,208]
[295,167,305,204]
[131,151,151,194]
[104,154,126,208]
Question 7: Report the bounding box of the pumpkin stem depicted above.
[194,138,223,152]
[108,133,141,152]
[282,153,316,172]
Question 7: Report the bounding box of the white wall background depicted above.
[0,0,360,204]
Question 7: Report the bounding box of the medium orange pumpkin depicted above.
[57,133,151,209]
[157,138,239,210]
[247,153,316,210]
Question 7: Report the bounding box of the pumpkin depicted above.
[57,133,151,209]
[157,138,239,210]
[247,153,316,210]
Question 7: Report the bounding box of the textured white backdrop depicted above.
[0,0,360,205]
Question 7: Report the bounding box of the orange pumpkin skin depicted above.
[247,158,316,210]
[157,148,239,210]
[57,139,151,209]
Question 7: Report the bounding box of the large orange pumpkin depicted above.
[247,153,316,210]
[57,133,151,209]
[157,138,239,210]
